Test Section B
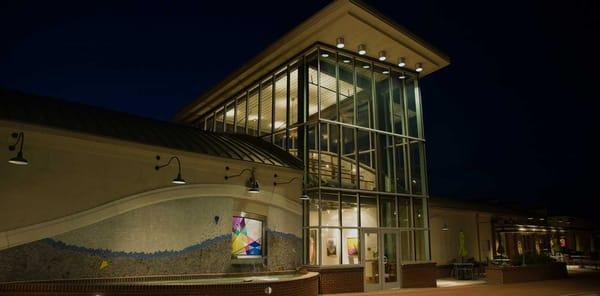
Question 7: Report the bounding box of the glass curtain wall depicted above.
[195,44,430,266]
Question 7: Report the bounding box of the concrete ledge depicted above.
[486,262,567,284]
[401,262,437,288]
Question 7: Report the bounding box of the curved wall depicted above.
[0,121,303,282]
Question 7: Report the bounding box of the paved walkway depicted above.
[333,270,600,296]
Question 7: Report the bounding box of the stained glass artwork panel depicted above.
[232,216,263,258]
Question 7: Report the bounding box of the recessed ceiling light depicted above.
[398,57,406,67]
[321,52,329,58]
[336,37,345,49]
[398,73,406,79]
[415,63,423,72]
[378,51,386,61]
[358,44,366,55]
[362,64,370,69]
[382,70,389,74]
[342,59,351,63]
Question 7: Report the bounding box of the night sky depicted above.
[1,1,599,221]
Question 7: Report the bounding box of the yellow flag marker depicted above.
[99,260,109,270]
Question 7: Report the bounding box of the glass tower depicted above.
[196,43,430,270]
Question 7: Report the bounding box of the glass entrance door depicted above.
[363,230,379,291]
[381,230,400,289]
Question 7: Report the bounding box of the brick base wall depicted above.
[436,264,452,278]
[486,263,567,284]
[303,266,364,294]
[400,262,437,288]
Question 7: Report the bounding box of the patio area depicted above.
[332,269,600,296]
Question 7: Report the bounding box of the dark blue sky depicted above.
[1,1,599,219]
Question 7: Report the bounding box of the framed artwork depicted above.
[347,237,358,256]
[326,238,337,256]
[232,215,263,258]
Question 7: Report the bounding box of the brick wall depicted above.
[486,263,567,284]
[304,266,364,294]
[400,262,437,288]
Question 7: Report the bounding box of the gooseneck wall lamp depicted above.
[8,132,28,165]
[273,174,309,200]
[155,155,186,185]
[225,167,260,193]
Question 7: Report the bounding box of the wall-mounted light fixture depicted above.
[273,174,309,200]
[378,51,387,61]
[225,167,260,193]
[155,155,186,184]
[415,63,424,72]
[336,37,345,49]
[442,223,449,231]
[397,57,406,67]
[8,132,28,165]
[357,44,366,55]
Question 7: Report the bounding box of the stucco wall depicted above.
[430,208,492,265]
[0,120,303,282]
[1,121,302,248]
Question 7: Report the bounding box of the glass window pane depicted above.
[410,141,426,195]
[406,78,420,138]
[341,127,357,189]
[391,72,405,135]
[357,130,376,191]
[225,102,235,133]
[398,197,411,228]
[415,230,429,261]
[260,79,273,135]
[380,197,396,228]
[395,137,408,193]
[320,192,339,227]
[319,49,337,120]
[273,131,286,150]
[360,195,377,227]
[383,232,398,282]
[247,87,259,136]
[319,123,339,187]
[235,94,246,133]
[321,228,341,265]
[355,59,373,128]
[341,194,358,227]
[374,65,392,132]
[289,67,299,125]
[378,134,395,192]
[342,228,360,264]
[338,54,354,124]
[215,107,224,132]
[401,231,414,262]
[274,72,287,131]
[307,228,319,265]
[206,114,214,132]
[307,124,318,187]
[307,52,318,119]
[288,127,298,158]
[309,193,319,227]
[413,197,427,228]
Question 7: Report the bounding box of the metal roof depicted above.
[0,88,302,169]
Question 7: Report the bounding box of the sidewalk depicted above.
[332,270,600,296]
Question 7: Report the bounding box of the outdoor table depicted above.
[452,262,474,280]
